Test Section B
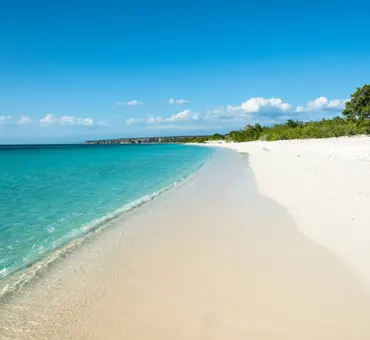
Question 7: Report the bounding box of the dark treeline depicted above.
[186,84,370,143]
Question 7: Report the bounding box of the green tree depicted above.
[212,133,224,140]
[285,119,303,128]
[343,84,370,122]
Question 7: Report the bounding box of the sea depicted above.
[0,143,212,293]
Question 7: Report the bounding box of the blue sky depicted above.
[1,0,370,143]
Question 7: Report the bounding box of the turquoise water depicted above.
[0,144,212,281]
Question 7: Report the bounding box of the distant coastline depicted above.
[83,135,211,145]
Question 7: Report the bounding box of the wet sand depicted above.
[1,149,370,339]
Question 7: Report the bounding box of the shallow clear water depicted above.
[0,144,212,280]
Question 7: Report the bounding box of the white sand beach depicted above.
[2,143,370,339]
[215,136,370,290]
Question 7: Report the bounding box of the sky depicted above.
[1,0,370,143]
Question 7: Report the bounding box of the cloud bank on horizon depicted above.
[124,95,348,130]
[295,97,348,113]
[0,95,348,141]
[0,114,108,127]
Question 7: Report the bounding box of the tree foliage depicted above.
[186,117,370,144]
[224,117,363,142]
[186,133,225,143]
[343,84,370,123]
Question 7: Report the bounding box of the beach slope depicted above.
[217,136,370,289]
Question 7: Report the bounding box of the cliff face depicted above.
[83,136,208,145]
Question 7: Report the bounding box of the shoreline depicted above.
[0,148,212,300]
[2,147,370,339]
[213,136,370,290]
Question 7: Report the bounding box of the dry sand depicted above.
[1,147,370,339]
[215,136,370,290]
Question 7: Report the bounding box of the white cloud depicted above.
[40,114,96,126]
[294,106,310,113]
[295,97,347,113]
[327,99,347,109]
[168,98,190,104]
[228,97,293,114]
[165,109,198,122]
[60,116,94,126]
[126,110,199,126]
[126,98,294,128]
[124,95,348,131]
[205,97,293,124]
[117,100,144,106]
[17,116,33,124]
[308,96,330,110]
[126,118,144,125]
[147,116,161,124]
[40,113,57,125]
[0,116,11,123]
[149,110,199,124]
[145,123,206,131]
